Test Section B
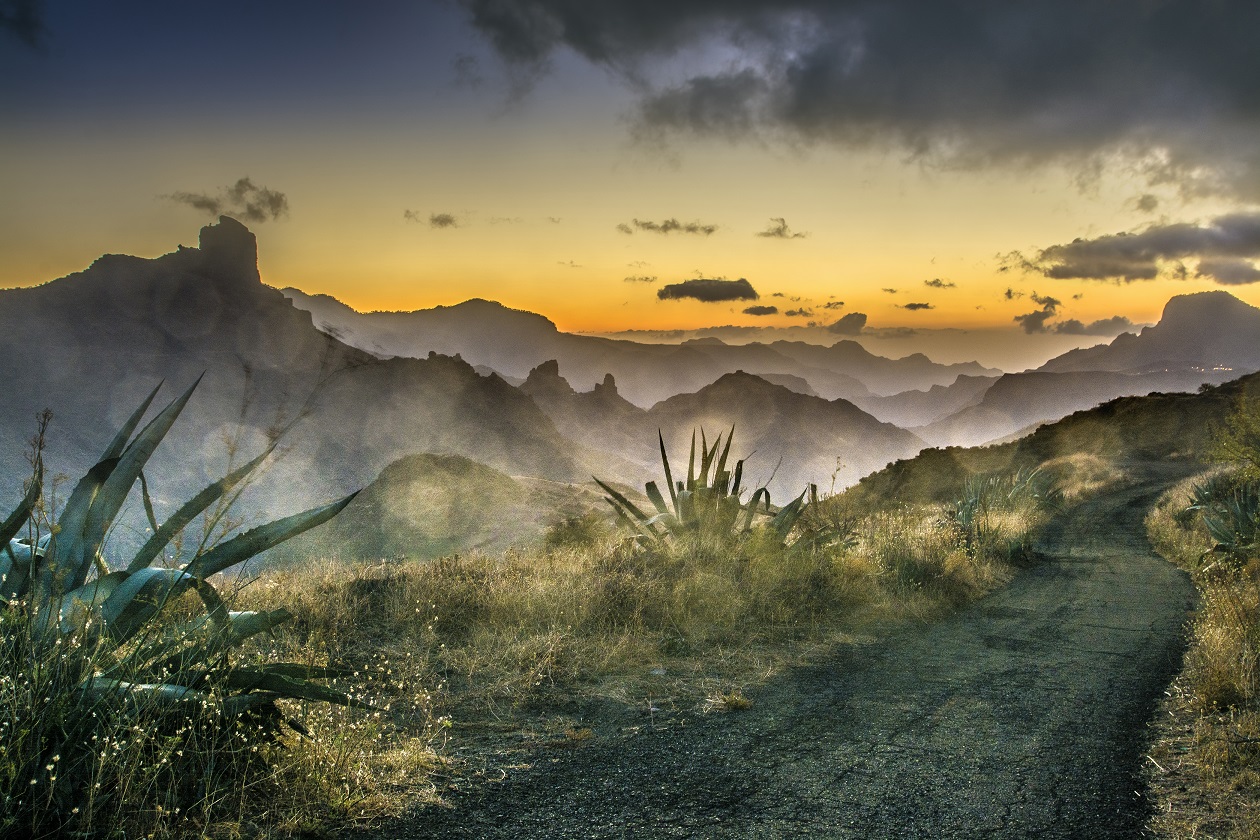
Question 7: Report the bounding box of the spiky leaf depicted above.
[185,492,359,579]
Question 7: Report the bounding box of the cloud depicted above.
[622,217,718,235]
[874,327,919,339]
[1013,291,1062,333]
[1052,315,1137,336]
[785,307,813,317]
[826,312,867,335]
[1133,194,1160,213]
[743,305,779,316]
[901,302,934,311]
[881,287,898,294]
[923,278,955,289]
[557,260,581,268]
[1197,258,1260,286]
[1004,287,1024,300]
[757,217,808,239]
[464,0,1260,200]
[624,275,658,283]
[821,300,844,309]
[429,213,460,228]
[657,277,759,302]
[0,0,42,47]
[1018,211,1260,284]
[167,177,288,223]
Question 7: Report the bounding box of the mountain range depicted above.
[4,218,1260,563]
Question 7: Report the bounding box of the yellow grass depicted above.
[1145,472,1260,838]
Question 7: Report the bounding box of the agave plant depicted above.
[595,428,809,547]
[945,466,1061,554]
[0,378,361,724]
[1193,481,1260,564]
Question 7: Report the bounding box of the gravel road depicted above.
[361,467,1198,839]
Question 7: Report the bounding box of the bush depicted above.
[0,381,360,837]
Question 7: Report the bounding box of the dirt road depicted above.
[371,468,1197,838]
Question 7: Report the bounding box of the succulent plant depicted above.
[595,427,809,547]
[0,378,361,723]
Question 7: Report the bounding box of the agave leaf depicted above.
[75,377,204,591]
[686,430,697,491]
[741,488,771,532]
[223,668,376,710]
[658,431,678,515]
[644,481,669,516]
[38,571,129,637]
[138,471,160,535]
[43,457,117,594]
[185,492,359,579]
[0,467,42,547]
[770,488,811,541]
[82,677,211,713]
[128,445,276,573]
[222,608,293,643]
[714,426,735,487]
[101,382,165,461]
[101,567,195,643]
[730,459,744,499]
[593,479,653,525]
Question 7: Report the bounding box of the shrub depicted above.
[0,380,360,837]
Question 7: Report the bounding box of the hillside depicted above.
[915,368,1240,448]
[0,218,590,532]
[852,370,1260,507]
[269,453,607,563]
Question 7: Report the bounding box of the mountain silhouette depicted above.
[0,218,589,539]
[282,288,1000,407]
[1037,291,1260,374]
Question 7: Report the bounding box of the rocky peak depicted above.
[197,216,260,286]
[592,372,618,397]
[520,359,575,399]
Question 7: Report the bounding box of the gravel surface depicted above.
[356,466,1198,839]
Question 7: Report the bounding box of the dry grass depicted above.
[0,473,1051,839]
[214,485,1049,829]
[1145,472,1260,838]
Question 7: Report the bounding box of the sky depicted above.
[4,0,1260,370]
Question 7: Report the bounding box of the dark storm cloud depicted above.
[658,277,758,302]
[1014,292,1062,334]
[901,302,933,311]
[743,305,778,316]
[757,217,808,239]
[167,177,288,223]
[1197,259,1260,286]
[923,278,955,289]
[462,0,1260,199]
[0,0,43,47]
[1052,316,1137,336]
[826,312,867,335]
[1021,212,1260,284]
[623,218,718,236]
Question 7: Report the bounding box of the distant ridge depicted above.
[281,288,1001,408]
